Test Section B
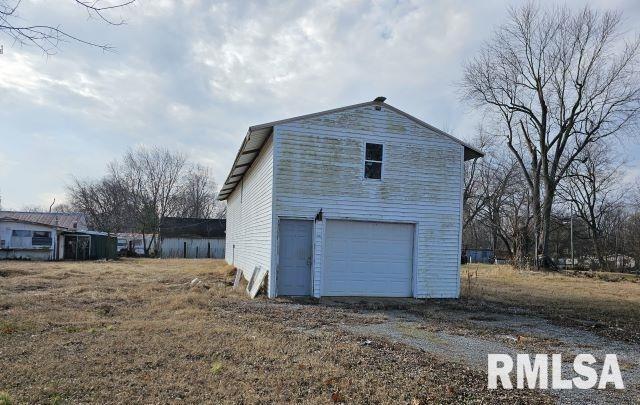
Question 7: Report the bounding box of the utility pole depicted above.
[570,207,574,270]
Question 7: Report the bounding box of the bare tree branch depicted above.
[0,0,134,54]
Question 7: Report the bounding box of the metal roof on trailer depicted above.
[217,98,484,201]
[0,211,87,230]
[0,217,62,229]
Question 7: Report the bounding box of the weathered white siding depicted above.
[160,238,225,258]
[273,105,464,298]
[0,220,57,260]
[224,136,274,284]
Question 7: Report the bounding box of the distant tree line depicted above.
[68,147,225,256]
[461,3,640,271]
[463,130,640,272]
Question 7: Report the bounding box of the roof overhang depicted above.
[217,126,273,201]
[217,100,484,201]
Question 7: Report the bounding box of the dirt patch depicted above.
[0,268,29,277]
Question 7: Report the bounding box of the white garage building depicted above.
[219,97,482,298]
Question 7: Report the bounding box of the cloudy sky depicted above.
[0,0,639,209]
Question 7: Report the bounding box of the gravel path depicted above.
[338,308,640,405]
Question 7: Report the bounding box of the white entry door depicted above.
[323,220,414,297]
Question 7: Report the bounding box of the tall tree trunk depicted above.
[491,206,499,254]
[531,178,542,268]
[540,181,557,269]
[590,226,606,270]
[142,233,148,256]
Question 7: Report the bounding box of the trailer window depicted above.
[32,231,52,246]
[12,230,32,237]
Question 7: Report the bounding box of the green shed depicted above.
[62,231,117,260]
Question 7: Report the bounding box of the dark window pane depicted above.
[365,161,382,179]
[32,236,52,246]
[365,143,383,161]
[12,230,31,237]
[32,231,52,246]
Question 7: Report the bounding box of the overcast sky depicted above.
[1,0,639,210]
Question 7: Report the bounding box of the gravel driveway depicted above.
[309,298,640,405]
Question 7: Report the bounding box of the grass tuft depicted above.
[0,321,20,335]
[0,391,12,405]
[49,393,64,405]
[210,361,223,375]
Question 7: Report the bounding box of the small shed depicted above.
[61,231,117,260]
[463,248,494,264]
[159,217,226,259]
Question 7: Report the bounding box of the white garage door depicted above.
[323,220,414,297]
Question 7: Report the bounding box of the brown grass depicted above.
[460,264,640,343]
[0,259,550,404]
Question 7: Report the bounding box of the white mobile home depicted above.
[0,218,59,260]
[219,98,482,298]
[0,211,88,260]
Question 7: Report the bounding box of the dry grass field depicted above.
[0,259,551,404]
[460,264,640,344]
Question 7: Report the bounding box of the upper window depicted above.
[364,143,383,180]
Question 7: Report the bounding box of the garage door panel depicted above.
[323,220,414,297]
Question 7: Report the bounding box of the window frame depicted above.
[363,141,384,181]
[32,231,52,247]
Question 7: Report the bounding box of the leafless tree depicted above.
[463,129,490,229]
[68,175,132,232]
[111,147,187,255]
[176,164,220,219]
[464,126,529,262]
[213,202,226,219]
[68,147,223,255]
[481,159,521,256]
[461,3,640,268]
[0,0,134,54]
[559,143,625,268]
[624,189,640,273]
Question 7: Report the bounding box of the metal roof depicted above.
[0,211,87,230]
[217,98,484,201]
[0,217,61,229]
